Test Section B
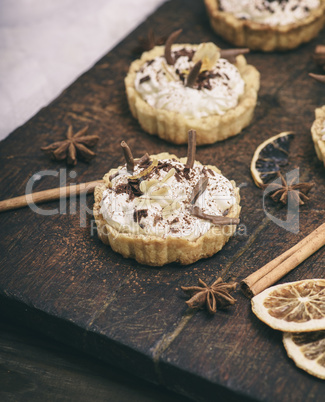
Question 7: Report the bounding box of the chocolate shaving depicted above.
[189,177,209,204]
[175,172,181,182]
[190,206,239,226]
[153,215,162,226]
[140,75,150,84]
[220,48,249,63]
[173,48,195,61]
[186,60,202,88]
[128,178,143,197]
[194,70,222,90]
[137,153,151,167]
[115,183,135,201]
[121,141,135,172]
[164,29,182,65]
[133,209,148,223]
[185,130,197,169]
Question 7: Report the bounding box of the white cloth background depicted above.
[0,0,166,141]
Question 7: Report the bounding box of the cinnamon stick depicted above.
[121,141,135,172]
[0,180,103,213]
[185,129,197,169]
[241,222,325,298]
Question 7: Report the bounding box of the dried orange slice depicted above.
[250,132,294,188]
[283,331,325,379]
[251,279,325,332]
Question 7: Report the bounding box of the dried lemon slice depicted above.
[283,331,325,379]
[250,132,294,188]
[192,42,220,71]
[251,279,325,332]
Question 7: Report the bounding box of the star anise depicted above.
[41,125,99,166]
[181,278,237,314]
[263,172,314,206]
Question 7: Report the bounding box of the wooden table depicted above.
[0,316,191,401]
[1,1,325,401]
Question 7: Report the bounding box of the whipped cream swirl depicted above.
[100,158,236,241]
[134,47,245,119]
[219,0,320,26]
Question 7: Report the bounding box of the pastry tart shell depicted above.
[204,0,325,52]
[93,153,241,266]
[311,105,325,167]
[125,45,260,145]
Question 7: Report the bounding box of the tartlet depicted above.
[93,137,241,266]
[311,105,325,166]
[125,36,260,145]
[204,0,325,52]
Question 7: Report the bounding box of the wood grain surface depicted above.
[0,316,191,402]
[1,1,325,401]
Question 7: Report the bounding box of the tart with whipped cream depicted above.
[204,0,325,51]
[125,31,260,145]
[311,105,325,166]
[93,133,241,266]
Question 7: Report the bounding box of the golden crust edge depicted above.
[124,44,260,145]
[204,0,325,51]
[311,105,325,167]
[93,152,241,266]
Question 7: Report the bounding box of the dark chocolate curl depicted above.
[121,141,135,172]
[190,177,208,204]
[185,130,197,169]
[186,60,202,88]
[191,206,240,226]
[220,48,249,63]
[164,29,182,65]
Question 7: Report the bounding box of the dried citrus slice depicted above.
[251,132,294,188]
[283,331,325,379]
[251,279,325,332]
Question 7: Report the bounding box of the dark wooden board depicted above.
[1,0,325,401]
[0,316,191,402]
